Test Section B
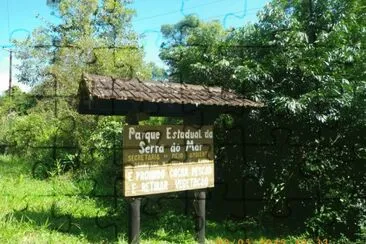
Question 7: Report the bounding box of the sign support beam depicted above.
[128,198,140,244]
[77,73,262,244]
[194,190,206,244]
[126,113,141,244]
[184,112,213,244]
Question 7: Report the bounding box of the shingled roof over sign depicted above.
[78,73,263,116]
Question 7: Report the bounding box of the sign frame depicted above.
[122,124,215,197]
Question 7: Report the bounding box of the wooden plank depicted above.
[123,125,214,197]
[124,162,214,197]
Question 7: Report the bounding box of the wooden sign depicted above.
[123,125,214,196]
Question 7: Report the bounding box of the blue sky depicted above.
[0,0,269,93]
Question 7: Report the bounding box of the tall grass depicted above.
[1,154,351,243]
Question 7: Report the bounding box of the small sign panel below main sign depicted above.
[123,125,214,196]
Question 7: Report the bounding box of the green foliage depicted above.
[14,0,155,93]
[0,154,316,243]
[0,87,37,154]
[160,15,229,86]
[147,62,168,81]
[4,0,163,176]
[1,0,365,241]
[160,0,366,240]
[0,87,36,115]
[84,116,123,165]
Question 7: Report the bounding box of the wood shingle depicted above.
[78,73,263,116]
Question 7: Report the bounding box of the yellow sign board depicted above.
[123,125,214,196]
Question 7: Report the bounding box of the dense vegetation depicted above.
[159,0,366,241]
[0,0,365,242]
[0,154,315,243]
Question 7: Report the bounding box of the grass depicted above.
[0,154,314,243]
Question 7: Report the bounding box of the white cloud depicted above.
[0,55,30,95]
[0,72,10,94]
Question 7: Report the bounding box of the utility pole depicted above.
[8,50,12,96]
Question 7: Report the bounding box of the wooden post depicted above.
[126,113,141,244]
[194,190,206,243]
[128,198,141,244]
[184,112,209,244]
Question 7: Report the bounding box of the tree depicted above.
[15,0,151,92]
[7,0,154,176]
[146,62,168,81]
[160,15,231,87]
[159,0,366,240]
